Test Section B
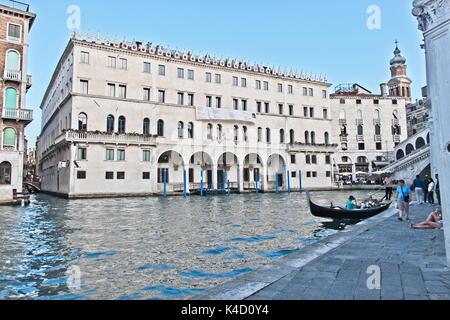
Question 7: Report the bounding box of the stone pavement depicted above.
[193,204,450,300]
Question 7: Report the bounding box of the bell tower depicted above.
[387,41,412,102]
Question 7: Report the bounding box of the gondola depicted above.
[307,193,391,220]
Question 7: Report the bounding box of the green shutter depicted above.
[3,128,16,146]
[5,88,17,109]
[7,51,20,71]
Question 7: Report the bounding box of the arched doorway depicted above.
[157,151,185,193]
[189,152,214,190]
[0,161,12,185]
[267,154,286,190]
[217,152,239,190]
[243,154,264,190]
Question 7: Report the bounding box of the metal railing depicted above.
[374,135,382,142]
[2,108,33,121]
[58,130,157,146]
[7,0,30,11]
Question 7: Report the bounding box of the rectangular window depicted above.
[242,100,247,111]
[303,107,308,117]
[392,100,398,105]
[325,155,331,165]
[158,90,166,103]
[291,155,296,164]
[143,62,151,73]
[143,172,151,180]
[177,68,185,79]
[303,87,308,96]
[326,171,331,178]
[77,148,87,160]
[288,85,293,94]
[356,99,362,105]
[322,90,327,99]
[306,171,311,178]
[374,99,379,105]
[340,99,346,104]
[105,172,114,180]
[216,97,222,109]
[278,104,284,115]
[187,94,194,106]
[309,88,314,96]
[241,78,247,88]
[309,107,315,118]
[108,56,117,68]
[257,102,262,113]
[292,172,297,178]
[263,81,269,91]
[7,23,21,42]
[106,149,115,161]
[77,171,87,180]
[117,150,126,161]
[80,80,89,94]
[306,155,311,164]
[323,109,328,119]
[143,150,151,162]
[119,58,127,70]
[289,105,294,116]
[265,103,270,114]
[177,92,184,105]
[232,77,239,86]
[108,83,116,97]
[158,65,166,76]
[206,73,212,83]
[118,85,127,99]
[80,51,90,64]
[206,96,212,108]
[312,172,318,178]
[376,142,382,150]
[278,83,283,93]
[143,88,151,101]
[188,70,194,80]
[358,143,365,150]
[215,74,221,84]
[312,155,317,164]
[233,99,239,110]
[117,172,125,180]
[256,80,261,90]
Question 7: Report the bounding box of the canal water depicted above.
[0,190,378,300]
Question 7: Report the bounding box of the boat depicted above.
[307,193,391,220]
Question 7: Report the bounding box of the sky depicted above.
[8,0,426,146]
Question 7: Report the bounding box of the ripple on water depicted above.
[179,268,253,279]
[259,249,301,259]
[137,263,173,271]
[141,286,207,297]
[227,236,277,243]
[203,246,235,255]
[83,251,117,259]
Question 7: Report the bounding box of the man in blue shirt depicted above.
[397,180,411,221]
[412,175,425,204]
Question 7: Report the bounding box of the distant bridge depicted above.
[24,181,41,193]
[383,129,431,182]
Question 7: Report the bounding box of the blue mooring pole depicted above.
[200,170,204,197]
[183,169,187,198]
[256,171,259,195]
[222,171,226,191]
[227,179,230,194]
[287,170,291,194]
[275,173,279,194]
[163,168,167,198]
[299,170,303,193]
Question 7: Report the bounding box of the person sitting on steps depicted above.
[411,206,443,230]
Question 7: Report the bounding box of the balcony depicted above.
[356,119,364,126]
[26,75,32,90]
[56,130,157,146]
[392,119,400,126]
[196,106,256,124]
[373,119,381,126]
[339,119,347,126]
[393,135,401,143]
[2,108,33,122]
[356,135,365,142]
[374,135,382,142]
[287,143,338,153]
[4,69,22,82]
[340,135,348,143]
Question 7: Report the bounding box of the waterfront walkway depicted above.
[194,204,450,300]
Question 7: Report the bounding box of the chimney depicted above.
[380,83,388,96]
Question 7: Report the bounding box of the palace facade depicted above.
[39,33,337,198]
[0,3,35,204]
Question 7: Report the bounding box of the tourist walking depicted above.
[427,178,435,205]
[396,180,411,221]
[384,175,394,201]
[412,175,425,204]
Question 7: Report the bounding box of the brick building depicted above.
[0,1,35,203]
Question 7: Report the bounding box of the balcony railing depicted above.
[393,135,401,143]
[57,130,157,146]
[340,135,348,142]
[373,119,381,126]
[392,119,400,126]
[356,119,364,126]
[356,135,365,142]
[4,69,22,82]
[2,108,33,121]
[339,119,347,126]
[287,143,338,153]
[374,135,382,142]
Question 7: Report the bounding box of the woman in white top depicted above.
[427,178,435,205]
